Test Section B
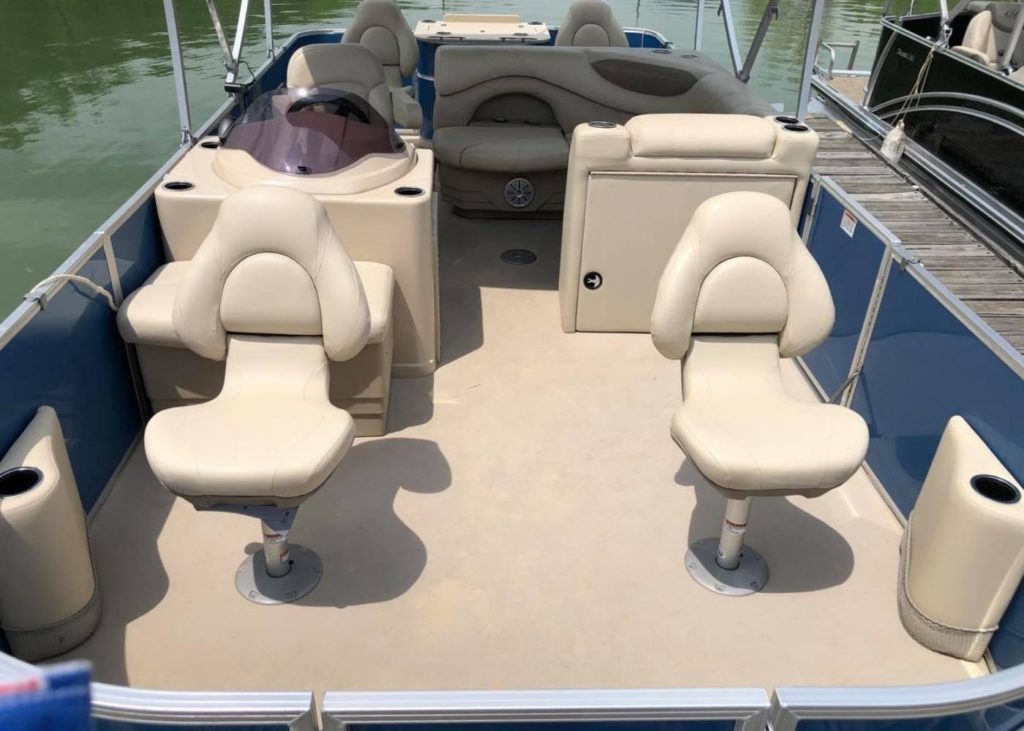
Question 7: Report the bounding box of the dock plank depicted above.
[807,115,1024,354]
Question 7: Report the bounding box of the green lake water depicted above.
[0,0,928,314]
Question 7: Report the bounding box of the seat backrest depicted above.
[173,186,370,363]
[559,114,818,334]
[960,3,1024,67]
[343,0,418,89]
[287,43,394,124]
[650,191,834,361]
[432,46,772,134]
[555,0,628,47]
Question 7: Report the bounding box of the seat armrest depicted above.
[353,262,395,345]
[951,45,993,66]
[391,88,423,130]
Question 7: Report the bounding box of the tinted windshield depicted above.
[223,87,404,175]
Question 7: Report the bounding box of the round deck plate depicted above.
[235,545,322,605]
[685,537,768,596]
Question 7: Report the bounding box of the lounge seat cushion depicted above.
[118,261,394,348]
[432,126,570,173]
[145,336,355,502]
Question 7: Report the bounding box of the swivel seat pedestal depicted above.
[686,497,767,597]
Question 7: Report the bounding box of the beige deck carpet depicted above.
[62,207,984,695]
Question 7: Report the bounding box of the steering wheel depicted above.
[287,94,371,124]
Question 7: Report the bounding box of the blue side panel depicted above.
[95,721,291,731]
[0,663,91,731]
[791,699,1024,730]
[0,247,141,512]
[110,197,165,297]
[802,190,886,397]
[846,263,1024,667]
[350,722,734,731]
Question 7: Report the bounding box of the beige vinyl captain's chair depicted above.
[651,191,869,596]
[343,0,419,94]
[144,186,370,604]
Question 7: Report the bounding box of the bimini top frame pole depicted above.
[162,0,193,146]
[796,0,826,119]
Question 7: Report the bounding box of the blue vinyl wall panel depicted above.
[0,663,91,731]
[802,191,887,397]
[0,247,141,512]
[110,197,166,296]
[790,699,1024,730]
[802,182,1024,669]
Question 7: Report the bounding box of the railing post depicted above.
[162,0,193,146]
[694,0,706,51]
[718,0,744,77]
[796,0,826,119]
[264,0,274,56]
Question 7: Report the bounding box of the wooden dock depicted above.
[806,115,1024,354]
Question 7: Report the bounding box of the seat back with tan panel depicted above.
[343,0,419,91]
[559,114,818,333]
[431,46,772,214]
[554,0,628,48]
[650,192,868,595]
[144,186,374,604]
[287,43,396,125]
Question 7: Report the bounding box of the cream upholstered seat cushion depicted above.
[671,337,869,497]
[118,261,393,348]
[342,0,418,91]
[652,191,868,497]
[554,0,628,47]
[953,3,1024,68]
[432,126,570,172]
[144,336,355,504]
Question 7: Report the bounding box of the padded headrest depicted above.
[287,43,386,90]
[343,0,418,76]
[555,0,629,47]
[173,187,370,362]
[651,192,834,360]
[985,2,1023,33]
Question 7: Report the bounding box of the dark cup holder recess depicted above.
[652,49,672,54]
[163,181,194,191]
[971,475,1021,504]
[775,115,801,125]
[0,467,43,497]
[784,124,810,133]
[395,186,424,197]
[200,139,220,149]
[588,121,618,128]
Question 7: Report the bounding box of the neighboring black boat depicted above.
[866,3,1023,228]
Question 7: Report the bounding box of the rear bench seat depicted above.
[118,260,395,437]
[431,45,772,214]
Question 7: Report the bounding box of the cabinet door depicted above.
[575,173,796,333]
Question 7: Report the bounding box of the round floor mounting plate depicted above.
[235,544,323,605]
[685,537,769,596]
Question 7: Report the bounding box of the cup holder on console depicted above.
[0,467,43,497]
[395,186,425,197]
[163,181,194,191]
[200,140,220,149]
[971,474,1021,504]
[588,121,618,128]
[774,115,801,125]
[783,124,810,133]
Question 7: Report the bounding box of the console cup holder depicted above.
[200,140,220,149]
[588,121,618,128]
[775,115,801,125]
[163,181,194,191]
[395,186,424,197]
[783,124,810,133]
[971,474,1021,504]
[0,467,43,497]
